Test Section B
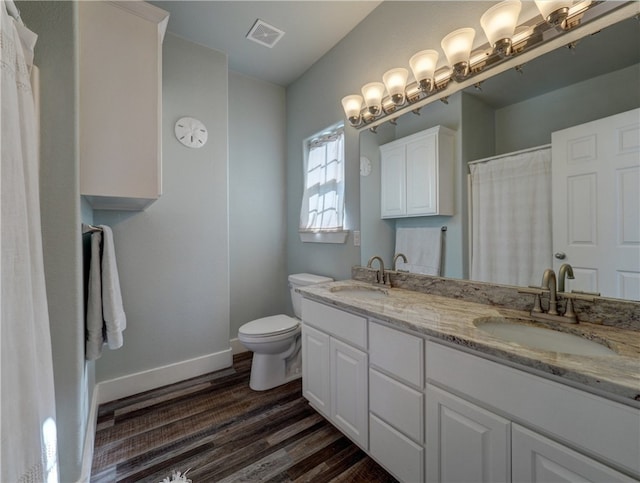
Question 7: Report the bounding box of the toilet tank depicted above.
[289,273,333,319]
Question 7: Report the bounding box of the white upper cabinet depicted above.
[380,126,456,218]
[79,1,169,211]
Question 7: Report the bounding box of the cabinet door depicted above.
[331,338,368,449]
[512,424,637,483]
[426,384,510,483]
[301,324,330,417]
[381,144,407,218]
[406,133,437,215]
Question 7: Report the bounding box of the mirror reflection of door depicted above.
[552,108,640,300]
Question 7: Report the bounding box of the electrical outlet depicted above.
[353,230,361,247]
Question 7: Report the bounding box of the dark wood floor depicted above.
[90,353,397,482]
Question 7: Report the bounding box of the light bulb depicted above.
[361,82,385,116]
[481,0,522,57]
[409,50,439,92]
[441,27,476,82]
[382,68,409,106]
[341,94,363,127]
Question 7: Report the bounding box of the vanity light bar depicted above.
[342,0,637,131]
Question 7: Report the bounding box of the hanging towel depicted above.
[395,227,443,276]
[100,225,126,349]
[85,231,104,360]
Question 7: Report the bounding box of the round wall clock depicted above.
[360,156,372,177]
[174,117,208,148]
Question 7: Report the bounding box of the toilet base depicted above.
[249,351,302,391]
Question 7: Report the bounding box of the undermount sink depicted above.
[329,285,389,300]
[473,317,617,357]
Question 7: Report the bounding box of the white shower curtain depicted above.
[1,4,59,482]
[470,148,552,287]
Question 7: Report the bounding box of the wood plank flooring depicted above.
[90,353,398,482]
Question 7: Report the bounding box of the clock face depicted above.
[175,117,208,148]
[360,156,372,177]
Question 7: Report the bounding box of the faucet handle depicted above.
[558,291,596,303]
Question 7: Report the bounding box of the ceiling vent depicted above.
[246,19,285,48]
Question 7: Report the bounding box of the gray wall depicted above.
[94,33,230,380]
[19,2,88,481]
[229,71,288,335]
[495,64,640,153]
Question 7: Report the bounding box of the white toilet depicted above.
[238,273,333,391]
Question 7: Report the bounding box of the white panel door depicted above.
[512,424,637,483]
[301,324,331,417]
[426,384,510,483]
[381,144,407,218]
[552,108,640,299]
[330,338,368,449]
[406,133,437,215]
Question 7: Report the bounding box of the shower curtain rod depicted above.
[82,223,102,235]
[467,143,551,166]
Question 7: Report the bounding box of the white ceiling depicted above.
[152,0,639,98]
[151,1,382,86]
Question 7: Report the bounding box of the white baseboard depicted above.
[97,347,233,404]
[230,337,249,355]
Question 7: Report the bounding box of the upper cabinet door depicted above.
[79,2,169,211]
[380,126,456,219]
[406,133,437,215]
[552,108,640,299]
[380,144,407,218]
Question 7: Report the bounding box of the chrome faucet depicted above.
[558,263,575,293]
[392,253,408,271]
[519,267,594,324]
[541,268,559,315]
[367,256,387,285]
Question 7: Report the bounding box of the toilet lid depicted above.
[239,315,298,337]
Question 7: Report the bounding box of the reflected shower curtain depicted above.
[1,4,59,482]
[470,148,552,287]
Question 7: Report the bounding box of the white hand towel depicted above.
[395,227,443,276]
[86,231,104,360]
[100,225,126,349]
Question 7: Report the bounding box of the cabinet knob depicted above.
[554,252,567,260]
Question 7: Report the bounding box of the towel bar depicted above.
[82,223,102,235]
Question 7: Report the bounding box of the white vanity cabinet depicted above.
[426,341,640,483]
[301,299,368,449]
[79,1,169,210]
[425,384,511,483]
[380,126,456,218]
[369,322,425,483]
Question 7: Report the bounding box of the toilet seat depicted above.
[239,314,298,338]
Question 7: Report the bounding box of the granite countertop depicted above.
[299,280,640,407]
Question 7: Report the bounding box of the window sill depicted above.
[299,231,349,244]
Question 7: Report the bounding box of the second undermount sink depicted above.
[329,285,389,300]
[473,317,617,357]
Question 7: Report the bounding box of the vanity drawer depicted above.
[369,321,423,387]
[302,299,367,349]
[370,368,423,443]
[370,413,424,483]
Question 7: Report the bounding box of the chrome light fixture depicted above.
[382,68,409,106]
[341,94,363,127]
[535,0,574,27]
[341,0,634,129]
[441,27,476,82]
[361,82,385,116]
[409,50,439,93]
[481,0,522,57]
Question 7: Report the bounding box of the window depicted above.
[299,124,348,243]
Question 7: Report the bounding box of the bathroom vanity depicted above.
[299,280,640,483]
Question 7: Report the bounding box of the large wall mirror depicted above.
[359,12,639,301]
